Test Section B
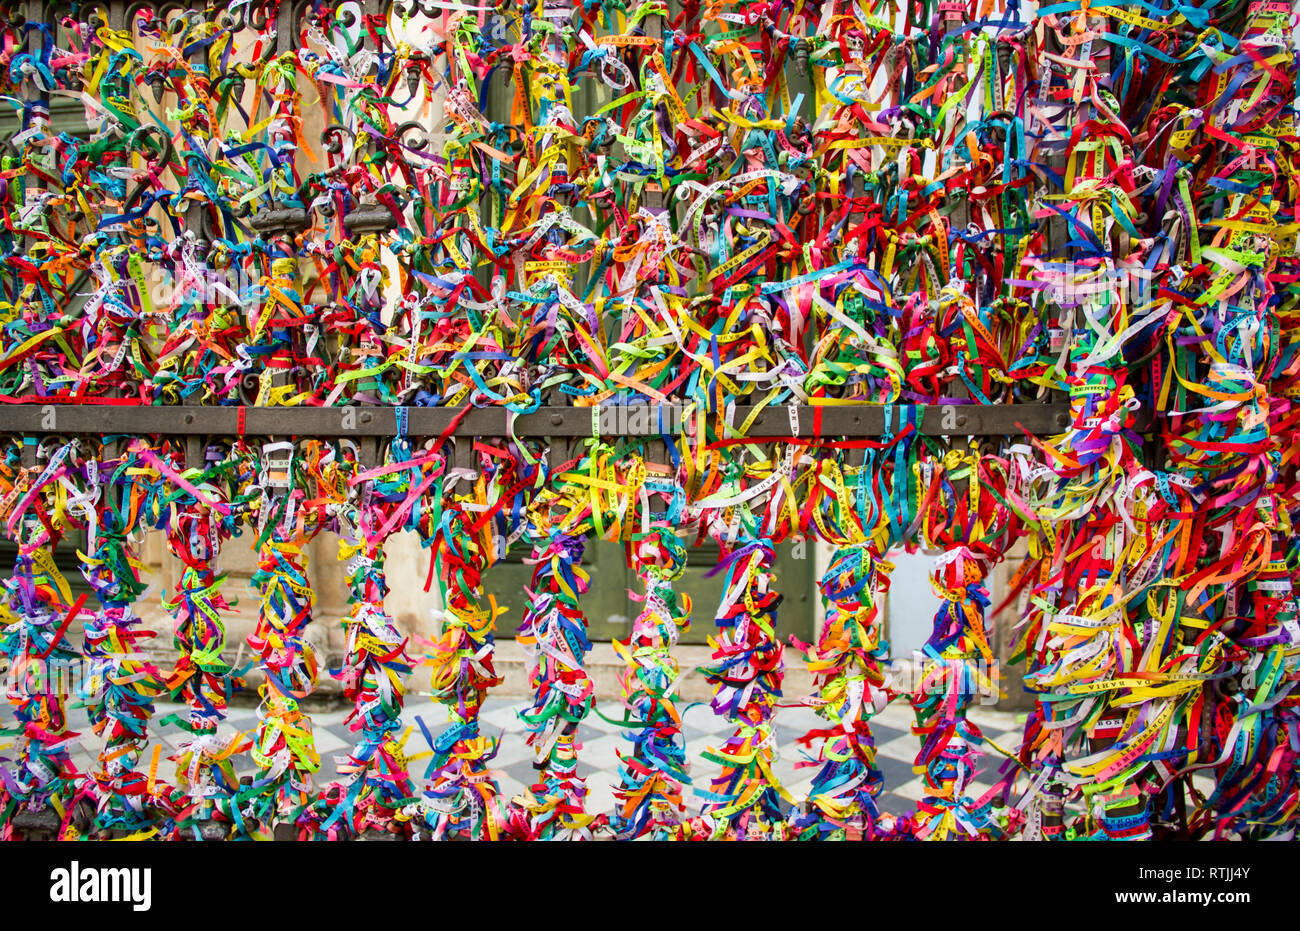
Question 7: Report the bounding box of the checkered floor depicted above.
[3,693,1029,818]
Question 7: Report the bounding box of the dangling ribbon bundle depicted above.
[507,531,601,840]
[611,523,692,839]
[689,532,792,840]
[788,545,892,841]
[243,444,321,838]
[0,453,85,838]
[74,448,165,837]
[419,502,506,841]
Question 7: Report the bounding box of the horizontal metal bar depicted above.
[0,403,1073,439]
[0,405,508,437]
